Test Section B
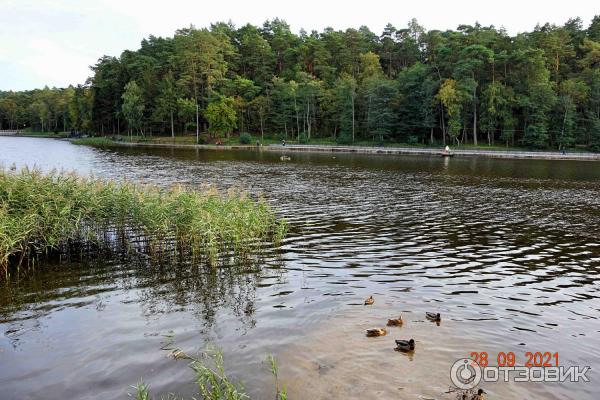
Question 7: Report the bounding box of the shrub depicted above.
[336,133,353,145]
[297,133,308,144]
[239,133,252,144]
[406,135,420,145]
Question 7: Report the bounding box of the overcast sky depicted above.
[0,0,597,91]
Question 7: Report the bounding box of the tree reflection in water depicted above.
[0,249,286,344]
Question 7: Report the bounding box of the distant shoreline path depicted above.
[108,141,600,161]
[4,135,599,161]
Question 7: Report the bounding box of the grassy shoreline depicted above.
[73,133,594,152]
[71,135,564,152]
[8,130,597,153]
[68,135,600,161]
[0,168,286,275]
[5,133,598,159]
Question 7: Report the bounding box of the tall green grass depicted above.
[0,168,287,275]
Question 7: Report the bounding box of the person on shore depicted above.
[445,145,450,152]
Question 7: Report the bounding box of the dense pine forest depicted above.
[1,17,600,149]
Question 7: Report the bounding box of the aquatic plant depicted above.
[267,355,287,400]
[134,381,151,400]
[193,350,249,400]
[71,137,116,147]
[133,344,286,400]
[0,168,286,275]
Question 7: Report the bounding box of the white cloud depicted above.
[0,0,597,90]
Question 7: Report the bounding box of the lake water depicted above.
[1,137,599,400]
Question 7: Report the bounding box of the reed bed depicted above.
[71,137,116,147]
[0,168,287,275]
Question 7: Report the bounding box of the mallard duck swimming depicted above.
[280,155,291,161]
[426,312,441,322]
[395,338,415,351]
[364,295,374,305]
[366,328,387,337]
[387,316,403,326]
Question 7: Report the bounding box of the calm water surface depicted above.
[1,137,599,399]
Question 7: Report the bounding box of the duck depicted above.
[366,328,387,337]
[280,155,291,161]
[473,388,486,400]
[395,338,415,351]
[364,295,374,305]
[426,312,441,322]
[387,316,403,326]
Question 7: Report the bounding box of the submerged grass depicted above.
[0,168,287,275]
